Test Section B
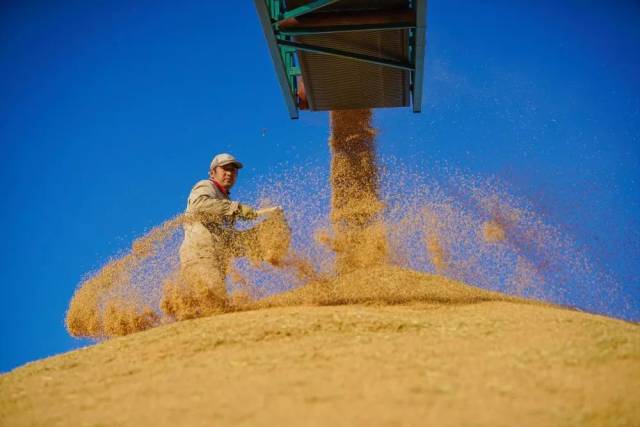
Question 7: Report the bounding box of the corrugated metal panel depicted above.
[295,29,410,111]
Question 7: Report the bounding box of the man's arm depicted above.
[189,181,258,220]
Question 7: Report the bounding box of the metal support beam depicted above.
[412,0,427,113]
[277,39,415,72]
[254,0,299,119]
[278,22,415,36]
[278,0,341,23]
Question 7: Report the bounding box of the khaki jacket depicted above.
[179,179,256,264]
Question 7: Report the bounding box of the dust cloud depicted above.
[158,209,293,322]
[66,216,183,337]
[66,110,636,339]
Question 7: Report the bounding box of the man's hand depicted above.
[256,206,283,217]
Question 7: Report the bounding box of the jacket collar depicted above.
[210,178,230,196]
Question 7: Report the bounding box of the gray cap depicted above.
[210,153,244,170]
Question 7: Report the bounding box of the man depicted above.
[168,153,281,319]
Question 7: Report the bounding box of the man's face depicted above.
[211,164,238,190]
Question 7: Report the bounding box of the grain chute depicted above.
[254,0,427,118]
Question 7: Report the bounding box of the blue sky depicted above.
[1,1,638,372]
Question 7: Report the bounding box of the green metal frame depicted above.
[278,0,341,23]
[411,0,427,113]
[278,22,415,36]
[254,0,427,118]
[278,39,415,71]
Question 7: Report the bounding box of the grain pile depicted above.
[8,284,640,427]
